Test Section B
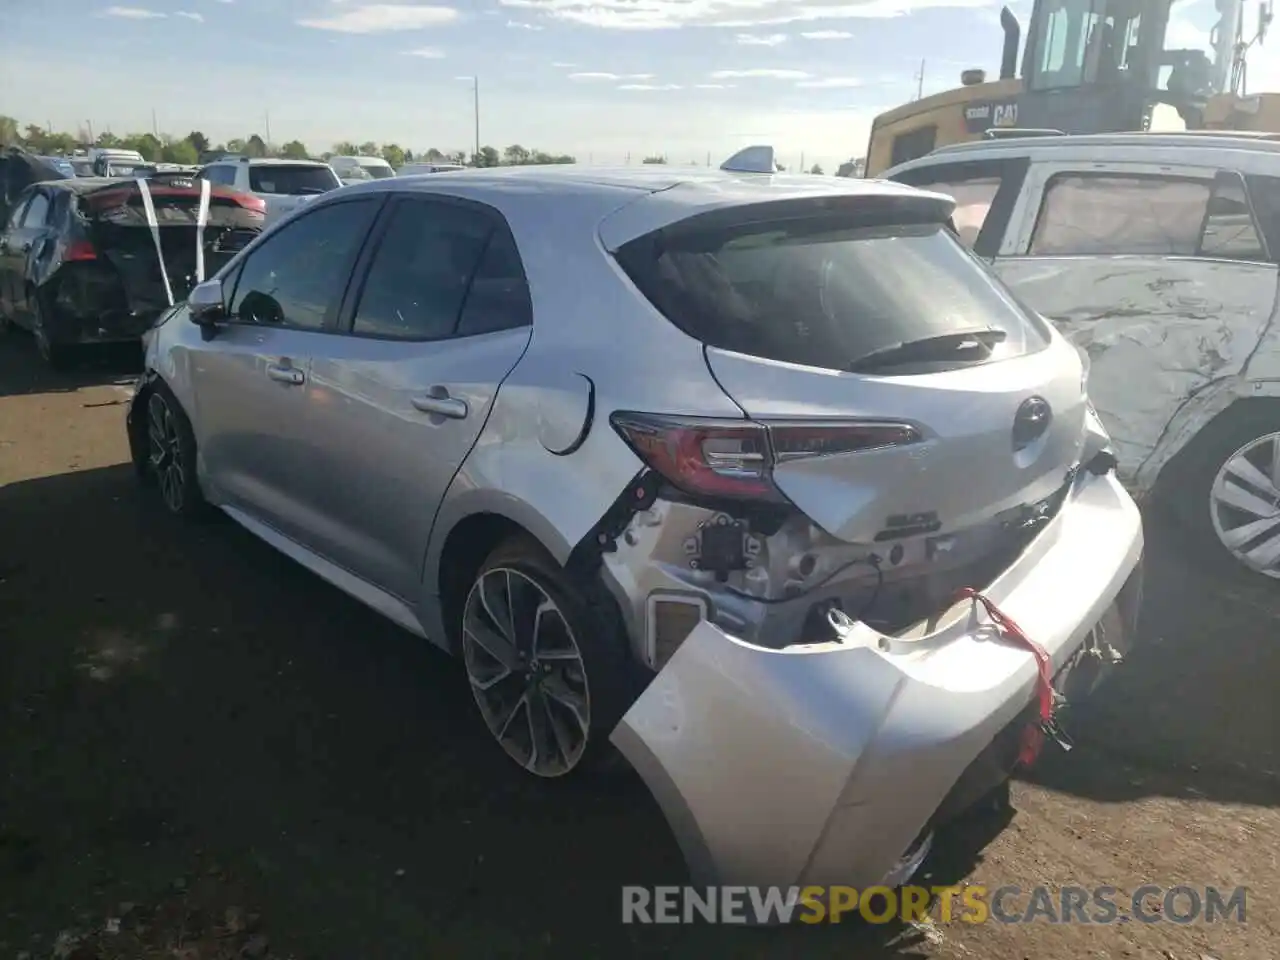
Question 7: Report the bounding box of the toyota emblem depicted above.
[1012,397,1052,451]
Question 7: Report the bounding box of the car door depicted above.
[188,195,385,546]
[0,193,32,318]
[302,193,534,601]
[3,190,52,326]
[989,161,1279,483]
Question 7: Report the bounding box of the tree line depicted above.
[0,116,576,168]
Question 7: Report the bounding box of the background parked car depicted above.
[396,162,465,176]
[0,174,265,367]
[329,155,396,182]
[195,156,342,225]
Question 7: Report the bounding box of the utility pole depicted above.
[152,108,158,137]
[472,77,481,165]
[706,151,711,167]
[800,150,805,172]
[915,59,926,100]
[626,151,631,164]
[86,120,94,145]
[265,111,272,145]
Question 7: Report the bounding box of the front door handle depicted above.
[411,392,468,419]
[266,363,305,386]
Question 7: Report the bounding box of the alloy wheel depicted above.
[1208,431,1280,578]
[147,393,186,513]
[461,567,592,777]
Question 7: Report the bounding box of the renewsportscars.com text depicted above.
[620,884,1249,925]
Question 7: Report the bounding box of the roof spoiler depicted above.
[720,145,779,173]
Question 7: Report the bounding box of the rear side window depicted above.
[616,214,1050,373]
[457,229,533,336]
[1030,171,1268,261]
[21,193,50,227]
[249,164,339,195]
[352,199,495,341]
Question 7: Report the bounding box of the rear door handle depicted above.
[411,393,468,419]
[266,363,305,386]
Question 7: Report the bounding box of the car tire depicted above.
[1157,399,1280,581]
[138,381,207,518]
[460,535,639,780]
[31,291,72,370]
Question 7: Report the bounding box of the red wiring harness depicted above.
[955,587,1058,768]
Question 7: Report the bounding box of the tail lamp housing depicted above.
[610,412,923,502]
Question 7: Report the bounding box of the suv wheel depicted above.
[141,383,206,517]
[460,537,635,779]
[1161,401,1280,580]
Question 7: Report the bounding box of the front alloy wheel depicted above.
[1208,430,1280,578]
[148,392,188,513]
[462,567,592,778]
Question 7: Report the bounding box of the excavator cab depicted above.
[864,0,1271,176]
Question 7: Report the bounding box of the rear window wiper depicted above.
[844,329,1007,373]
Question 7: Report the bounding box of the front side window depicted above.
[351,199,495,341]
[229,199,379,330]
[1030,171,1267,261]
[617,215,1050,374]
[909,177,1002,248]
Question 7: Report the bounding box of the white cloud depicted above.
[694,82,738,88]
[174,11,204,21]
[551,61,576,67]
[618,83,683,90]
[298,4,459,33]
[735,32,787,45]
[103,6,166,18]
[403,46,447,57]
[569,71,654,80]
[507,19,544,28]
[796,75,864,87]
[801,28,852,37]
[710,68,812,79]
[499,0,991,30]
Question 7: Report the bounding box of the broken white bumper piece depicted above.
[611,470,1143,892]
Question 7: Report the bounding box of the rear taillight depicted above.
[64,239,96,262]
[236,194,267,214]
[610,412,923,502]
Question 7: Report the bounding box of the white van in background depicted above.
[329,155,395,183]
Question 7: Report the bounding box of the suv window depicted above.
[249,164,339,196]
[229,198,380,330]
[352,199,495,340]
[1031,171,1267,261]
[907,176,1001,249]
[616,215,1050,374]
[21,192,50,227]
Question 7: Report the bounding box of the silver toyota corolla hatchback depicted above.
[129,165,1144,891]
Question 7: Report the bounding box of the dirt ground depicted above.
[1,332,1277,960]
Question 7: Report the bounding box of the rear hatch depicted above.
[611,188,1088,544]
[249,164,340,224]
[80,179,265,314]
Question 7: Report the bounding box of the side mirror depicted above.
[188,279,226,340]
[188,279,225,325]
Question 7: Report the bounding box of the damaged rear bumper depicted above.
[610,469,1143,891]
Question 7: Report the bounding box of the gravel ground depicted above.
[1,333,1277,959]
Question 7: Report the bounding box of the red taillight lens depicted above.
[238,194,267,214]
[610,412,923,502]
[64,239,96,262]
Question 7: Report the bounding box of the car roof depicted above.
[332,164,940,248]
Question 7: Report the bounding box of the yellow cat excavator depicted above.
[865,0,1277,177]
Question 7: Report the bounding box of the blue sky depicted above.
[2,0,1276,171]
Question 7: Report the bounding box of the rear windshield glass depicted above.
[249,165,339,195]
[363,165,394,179]
[616,218,1050,373]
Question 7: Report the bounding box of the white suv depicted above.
[196,157,342,226]
[886,132,1280,580]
